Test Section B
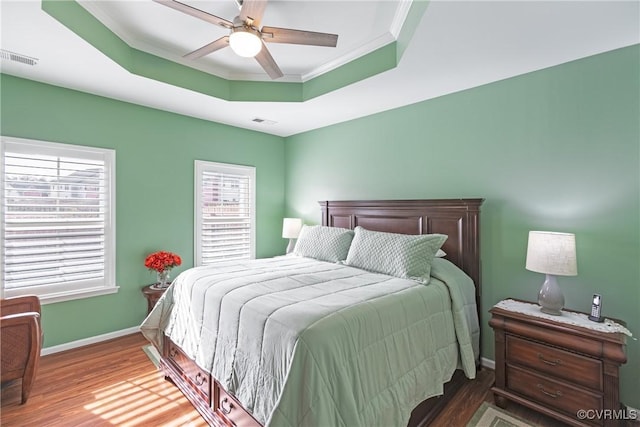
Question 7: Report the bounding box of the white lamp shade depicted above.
[229,29,262,58]
[282,218,303,239]
[526,231,577,276]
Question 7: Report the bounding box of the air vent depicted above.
[0,50,39,66]
[252,118,277,125]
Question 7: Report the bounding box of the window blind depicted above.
[2,143,111,293]
[196,162,255,266]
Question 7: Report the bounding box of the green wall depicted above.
[284,45,640,407]
[1,44,638,408]
[0,74,286,347]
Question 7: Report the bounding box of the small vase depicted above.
[155,270,171,289]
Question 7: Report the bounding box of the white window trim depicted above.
[194,160,256,267]
[1,136,117,304]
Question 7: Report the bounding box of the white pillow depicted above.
[293,225,354,262]
[345,226,447,284]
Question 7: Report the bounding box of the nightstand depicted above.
[490,299,627,427]
[141,284,166,315]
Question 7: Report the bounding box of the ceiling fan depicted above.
[153,0,339,79]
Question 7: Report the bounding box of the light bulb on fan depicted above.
[229,27,262,58]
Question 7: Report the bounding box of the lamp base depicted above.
[540,306,563,316]
[538,274,564,316]
[286,238,297,254]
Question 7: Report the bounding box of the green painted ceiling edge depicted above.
[42,0,429,103]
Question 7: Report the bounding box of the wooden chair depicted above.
[1,295,42,404]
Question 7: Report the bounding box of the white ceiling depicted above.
[1,1,639,137]
[80,0,408,82]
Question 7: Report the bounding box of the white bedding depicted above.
[141,256,479,427]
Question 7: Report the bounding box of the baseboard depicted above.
[481,357,495,370]
[41,326,140,356]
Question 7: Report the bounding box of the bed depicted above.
[141,199,483,427]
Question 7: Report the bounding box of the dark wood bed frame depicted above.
[159,199,483,427]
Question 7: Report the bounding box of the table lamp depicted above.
[525,231,577,315]
[282,218,303,254]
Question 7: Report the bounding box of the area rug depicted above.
[467,402,536,427]
[142,344,161,369]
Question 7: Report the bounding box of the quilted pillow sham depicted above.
[345,226,447,284]
[293,225,354,263]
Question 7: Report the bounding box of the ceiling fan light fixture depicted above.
[229,27,262,58]
[153,0,338,79]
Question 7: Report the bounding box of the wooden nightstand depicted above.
[141,284,166,315]
[490,299,627,427]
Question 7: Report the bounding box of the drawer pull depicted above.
[194,372,206,386]
[169,347,178,358]
[537,353,562,366]
[537,384,563,399]
[221,397,234,415]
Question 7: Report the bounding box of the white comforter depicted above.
[141,256,478,427]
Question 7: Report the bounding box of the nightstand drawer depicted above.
[508,365,602,422]
[507,335,602,390]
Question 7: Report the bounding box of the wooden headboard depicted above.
[320,199,483,307]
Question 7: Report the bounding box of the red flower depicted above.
[144,251,182,273]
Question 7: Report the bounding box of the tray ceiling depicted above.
[80,0,409,82]
[1,1,638,137]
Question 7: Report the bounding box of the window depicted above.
[195,160,255,266]
[1,136,116,303]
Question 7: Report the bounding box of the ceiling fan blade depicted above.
[254,41,283,79]
[153,0,232,29]
[239,0,268,27]
[184,36,229,60]
[261,26,338,47]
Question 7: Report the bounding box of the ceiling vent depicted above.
[252,118,277,125]
[1,49,39,66]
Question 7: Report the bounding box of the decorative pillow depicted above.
[436,249,446,258]
[293,225,354,263]
[345,226,447,284]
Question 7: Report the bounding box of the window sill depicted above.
[5,286,120,305]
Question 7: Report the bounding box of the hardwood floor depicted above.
[1,333,207,427]
[1,333,633,426]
